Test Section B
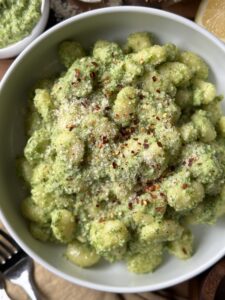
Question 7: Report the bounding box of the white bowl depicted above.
[1,7,225,293]
[0,0,50,59]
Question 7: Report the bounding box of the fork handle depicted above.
[10,271,42,300]
[7,259,42,300]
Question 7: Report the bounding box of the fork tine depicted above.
[0,230,19,249]
[0,240,16,255]
[0,248,8,260]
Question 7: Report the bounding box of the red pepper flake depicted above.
[96,204,100,208]
[144,143,149,149]
[91,61,98,67]
[90,71,96,79]
[156,116,160,121]
[128,202,133,210]
[187,157,196,167]
[160,192,166,197]
[95,104,100,111]
[130,127,136,134]
[112,162,118,169]
[182,247,187,255]
[145,184,156,192]
[105,106,110,111]
[152,76,157,82]
[133,119,139,125]
[157,141,163,147]
[156,89,161,93]
[66,124,76,131]
[131,150,135,154]
[182,183,189,189]
[102,136,109,144]
[81,101,88,108]
[155,207,164,213]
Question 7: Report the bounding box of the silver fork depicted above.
[0,229,42,300]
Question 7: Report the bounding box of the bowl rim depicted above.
[1,6,225,293]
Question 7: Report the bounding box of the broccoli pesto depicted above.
[20,32,225,274]
[0,0,41,48]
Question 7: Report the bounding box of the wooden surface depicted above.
[0,1,224,299]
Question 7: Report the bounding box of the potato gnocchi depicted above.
[19,32,225,274]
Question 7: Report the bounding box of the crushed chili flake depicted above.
[128,202,133,210]
[156,89,161,93]
[96,204,100,208]
[156,116,160,121]
[81,101,88,108]
[66,124,76,131]
[90,71,96,79]
[157,141,163,147]
[182,247,187,255]
[187,157,196,167]
[182,183,189,189]
[91,61,98,67]
[152,76,157,82]
[146,184,157,192]
[155,207,164,213]
[112,162,118,169]
[144,143,149,149]
[102,136,109,144]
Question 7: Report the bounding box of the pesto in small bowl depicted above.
[0,0,42,48]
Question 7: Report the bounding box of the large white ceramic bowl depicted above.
[1,7,225,293]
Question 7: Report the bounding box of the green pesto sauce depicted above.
[0,0,41,48]
[19,32,225,274]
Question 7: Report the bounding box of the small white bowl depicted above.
[0,0,50,59]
